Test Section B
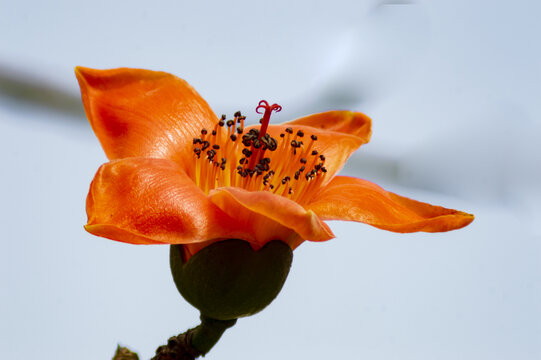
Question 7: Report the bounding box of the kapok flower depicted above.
[76,67,473,261]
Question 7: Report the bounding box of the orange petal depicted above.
[284,110,372,144]
[308,176,474,232]
[85,158,245,245]
[259,124,366,182]
[75,67,217,163]
[208,187,334,249]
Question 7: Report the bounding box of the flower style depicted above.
[76,67,473,260]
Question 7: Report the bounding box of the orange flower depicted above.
[76,67,473,260]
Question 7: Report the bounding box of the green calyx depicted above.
[170,239,293,321]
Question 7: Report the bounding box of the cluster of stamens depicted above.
[191,100,327,204]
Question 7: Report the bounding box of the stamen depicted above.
[191,103,328,205]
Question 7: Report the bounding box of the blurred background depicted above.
[1,0,540,359]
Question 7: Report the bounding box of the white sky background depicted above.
[1,0,540,359]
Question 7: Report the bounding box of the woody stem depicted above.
[191,315,237,355]
[150,315,237,360]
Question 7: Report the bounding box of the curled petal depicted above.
[208,187,335,249]
[75,67,217,163]
[85,158,245,244]
[284,110,372,144]
[309,176,474,232]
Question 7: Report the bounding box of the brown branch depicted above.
[112,345,139,360]
[151,328,201,360]
[111,316,236,360]
[110,329,201,360]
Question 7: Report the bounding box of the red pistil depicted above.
[256,100,282,139]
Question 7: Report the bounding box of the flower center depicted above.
[191,100,327,204]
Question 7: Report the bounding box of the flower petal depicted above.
[75,67,217,162]
[309,176,474,232]
[85,157,245,244]
[284,110,372,144]
[208,187,334,249]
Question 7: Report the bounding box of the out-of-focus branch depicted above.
[0,64,83,117]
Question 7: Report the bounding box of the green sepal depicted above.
[170,239,293,321]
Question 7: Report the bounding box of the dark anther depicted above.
[300,158,307,164]
[193,138,202,144]
[202,141,210,151]
[201,129,208,135]
[270,139,278,150]
[264,136,278,151]
[280,133,285,138]
[220,163,226,170]
[290,140,303,149]
[237,127,244,134]
[234,111,241,117]
[299,166,305,172]
[311,134,318,141]
[270,185,274,189]
[319,155,326,161]
[285,127,293,134]
[219,120,225,127]
[296,130,304,137]
[311,150,318,155]
[239,158,246,165]
[321,167,327,173]
[221,114,227,120]
[212,130,217,136]
[213,144,220,150]
[230,134,237,141]
[226,120,235,127]
[294,171,300,180]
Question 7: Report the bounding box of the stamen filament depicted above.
[191,103,327,205]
